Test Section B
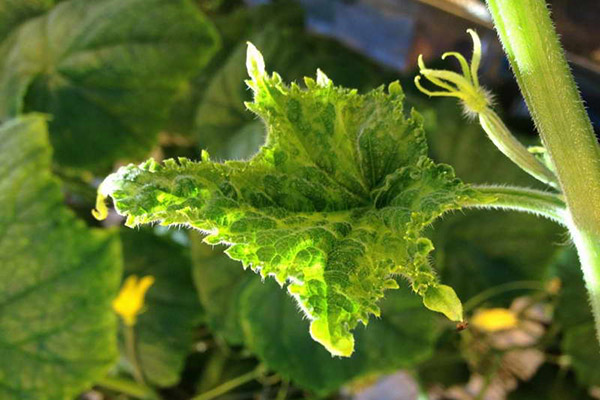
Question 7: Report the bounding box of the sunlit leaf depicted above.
[96,46,482,356]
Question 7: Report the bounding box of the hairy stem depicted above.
[487,0,600,344]
[569,227,600,337]
[464,185,566,225]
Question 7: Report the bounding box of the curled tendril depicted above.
[415,29,490,115]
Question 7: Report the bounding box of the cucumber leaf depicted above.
[554,248,593,329]
[0,116,122,399]
[95,45,483,356]
[194,17,390,159]
[508,365,595,400]
[240,273,440,395]
[192,242,439,395]
[0,0,219,169]
[563,324,600,387]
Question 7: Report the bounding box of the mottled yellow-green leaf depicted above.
[423,285,463,322]
[96,45,482,356]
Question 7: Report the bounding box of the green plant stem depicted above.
[97,376,159,400]
[463,281,545,313]
[125,324,147,387]
[275,379,289,400]
[191,366,264,400]
[197,349,228,393]
[486,0,600,345]
[479,109,557,188]
[463,185,566,225]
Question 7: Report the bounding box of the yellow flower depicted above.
[113,275,155,326]
[471,308,518,332]
[546,277,562,295]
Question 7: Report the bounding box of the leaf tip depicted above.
[316,69,331,87]
[125,215,138,228]
[309,318,354,357]
[423,284,464,322]
[246,41,265,81]
[388,80,403,97]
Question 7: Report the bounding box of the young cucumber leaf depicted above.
[96,44,484,356]
[0,0,219,170]
[193,11,391,158]
[0,116,122,399]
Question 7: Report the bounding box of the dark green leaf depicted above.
[563,324,600,387]
[554,248,593,329]
[119,229,202,387]
[0,0,55,40]
[191,237,251,345]
[508,364,594,400]
[0,0,219,169]
[417,330,470,388]
[0,115,122,399]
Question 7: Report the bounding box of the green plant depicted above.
[2,0,600,399]
[95,9,574,354]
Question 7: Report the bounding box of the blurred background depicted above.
[4,0,600,399]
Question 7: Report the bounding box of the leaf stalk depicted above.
[464,185,566,225]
